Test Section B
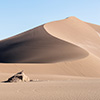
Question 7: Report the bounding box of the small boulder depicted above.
[5,70,30,83]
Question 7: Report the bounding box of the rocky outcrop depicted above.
[5,70,30,82]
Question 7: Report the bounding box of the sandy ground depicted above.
[0,16,100,100]
[0,78,100,100]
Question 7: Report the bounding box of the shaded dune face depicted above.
[0,25,88,63]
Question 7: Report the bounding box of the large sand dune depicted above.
[0,16,100,77]
[0,25,88,63]
[0,16,100,100]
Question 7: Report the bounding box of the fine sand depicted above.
[0,16,100,100]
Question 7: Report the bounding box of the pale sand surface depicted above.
[0,16,100,99]
[0,79,100,100]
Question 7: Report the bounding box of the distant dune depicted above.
[1,16,100,100]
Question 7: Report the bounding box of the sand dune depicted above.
[0,16,100,77]
[1,16,100,100]
[0,25,88,63]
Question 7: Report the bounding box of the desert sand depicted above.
[0,16,100,100]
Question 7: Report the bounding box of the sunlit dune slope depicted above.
[86,22,100,35]
[44,16,100,58]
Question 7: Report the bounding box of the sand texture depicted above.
[0,16,100,100]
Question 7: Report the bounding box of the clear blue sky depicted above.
[0,0,100,40]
